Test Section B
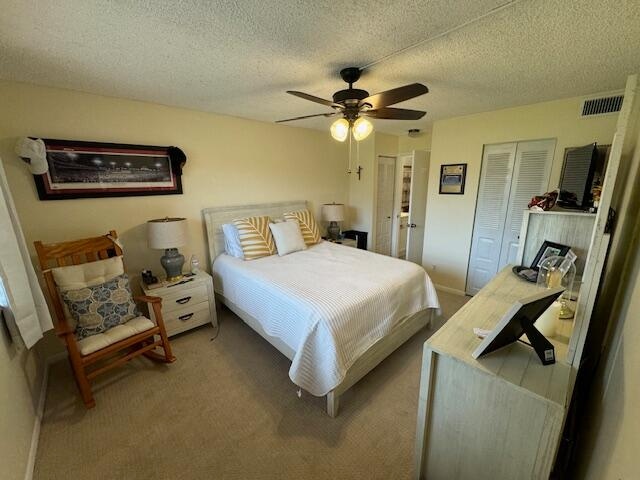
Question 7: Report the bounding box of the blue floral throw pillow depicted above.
[61,274,140,340]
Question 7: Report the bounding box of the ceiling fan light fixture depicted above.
[352,117,373,141]
[330,118,350,142]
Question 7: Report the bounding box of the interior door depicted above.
[497,139,556,269]
[406,151,429,264]
[391,153,411,257]
[466,143,517,295]
[375,156,396,255]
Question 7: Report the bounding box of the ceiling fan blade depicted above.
[362,107,426,120]
[275,112,338,123]
[287,91,343,109]
[360,83,429,109]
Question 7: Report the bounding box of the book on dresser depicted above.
[141,271,217,337]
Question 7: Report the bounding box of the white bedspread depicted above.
[212,241,439,396]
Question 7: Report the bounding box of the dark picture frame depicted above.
[33,139,186,200]
[439,163,467,194]
[531,240,571,269]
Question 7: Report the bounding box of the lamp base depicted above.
[559,300,575,320]
[327,221,340,241]
[161,248,185,282]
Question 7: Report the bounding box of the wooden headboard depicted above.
[202,200,307,265]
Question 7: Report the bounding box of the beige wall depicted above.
[0,331,44,480]
[0,81,349,270]
[398,129,431,153]
[422,96,619,292]
[346,135,375,241]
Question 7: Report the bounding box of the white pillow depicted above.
[221,223,244,259]
[269,220,307,256]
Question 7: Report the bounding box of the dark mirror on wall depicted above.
[558,143,610,211]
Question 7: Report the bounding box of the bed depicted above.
[203,201,440,416]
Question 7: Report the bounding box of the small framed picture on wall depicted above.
[439,163,467,194]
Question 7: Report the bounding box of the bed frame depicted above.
[202,200,433,417]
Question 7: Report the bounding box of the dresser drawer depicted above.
[164,301,212,336]
[158,283,209,314]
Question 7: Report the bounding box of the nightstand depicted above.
[141,271,217,337]
[336,238,357,248]
[322,237,358,248]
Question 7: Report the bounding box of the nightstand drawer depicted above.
[164,301,212,336]
[158,284,209,314]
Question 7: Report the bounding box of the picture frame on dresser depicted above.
[531,240,571,269]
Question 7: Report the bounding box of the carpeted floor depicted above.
[34,290,468,480]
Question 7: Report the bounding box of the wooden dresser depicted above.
[142,271,217,337]
[414,267,574,480]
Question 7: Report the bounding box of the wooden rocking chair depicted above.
[35,230,175,408]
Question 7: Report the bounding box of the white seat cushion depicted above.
[77,316,155,356]
[52,256,125,291]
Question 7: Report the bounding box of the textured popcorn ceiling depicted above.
[1,0,639,134]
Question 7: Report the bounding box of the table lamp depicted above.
[322,203,345,241]
[147,217,188,281]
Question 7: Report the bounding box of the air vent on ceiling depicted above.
[579,93,624,117]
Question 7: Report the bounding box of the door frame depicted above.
[405,150,430,264]
[392,153,412,257]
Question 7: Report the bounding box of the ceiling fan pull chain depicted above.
[356,139,360,179]
[348,133,352,174]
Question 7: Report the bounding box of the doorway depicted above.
[394,151,429,264]
[374,151,430,263]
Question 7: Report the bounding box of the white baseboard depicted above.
[434,283,467,296]
[24,351,66,480]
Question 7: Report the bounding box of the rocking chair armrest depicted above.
[136,295,165,327]
[135,295,162,304]
[54,321,75,336]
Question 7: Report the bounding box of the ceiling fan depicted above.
[276,67,428,142]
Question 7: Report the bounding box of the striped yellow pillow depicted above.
[283,209,321,245]
[232,216,276,260]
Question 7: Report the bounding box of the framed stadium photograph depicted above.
[33,139,185,200]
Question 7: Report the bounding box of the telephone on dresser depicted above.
[141,269,158,285]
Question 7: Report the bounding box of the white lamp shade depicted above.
[322,203,345,222]
[352,117,373,141]
[147,217,188,249]
[330,118,349,142]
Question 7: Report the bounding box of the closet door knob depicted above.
[409,223,417,228]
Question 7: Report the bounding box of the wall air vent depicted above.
[579,93,624,117]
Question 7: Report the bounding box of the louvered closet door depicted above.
[466,143,517,295]
[497,139,556,269]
